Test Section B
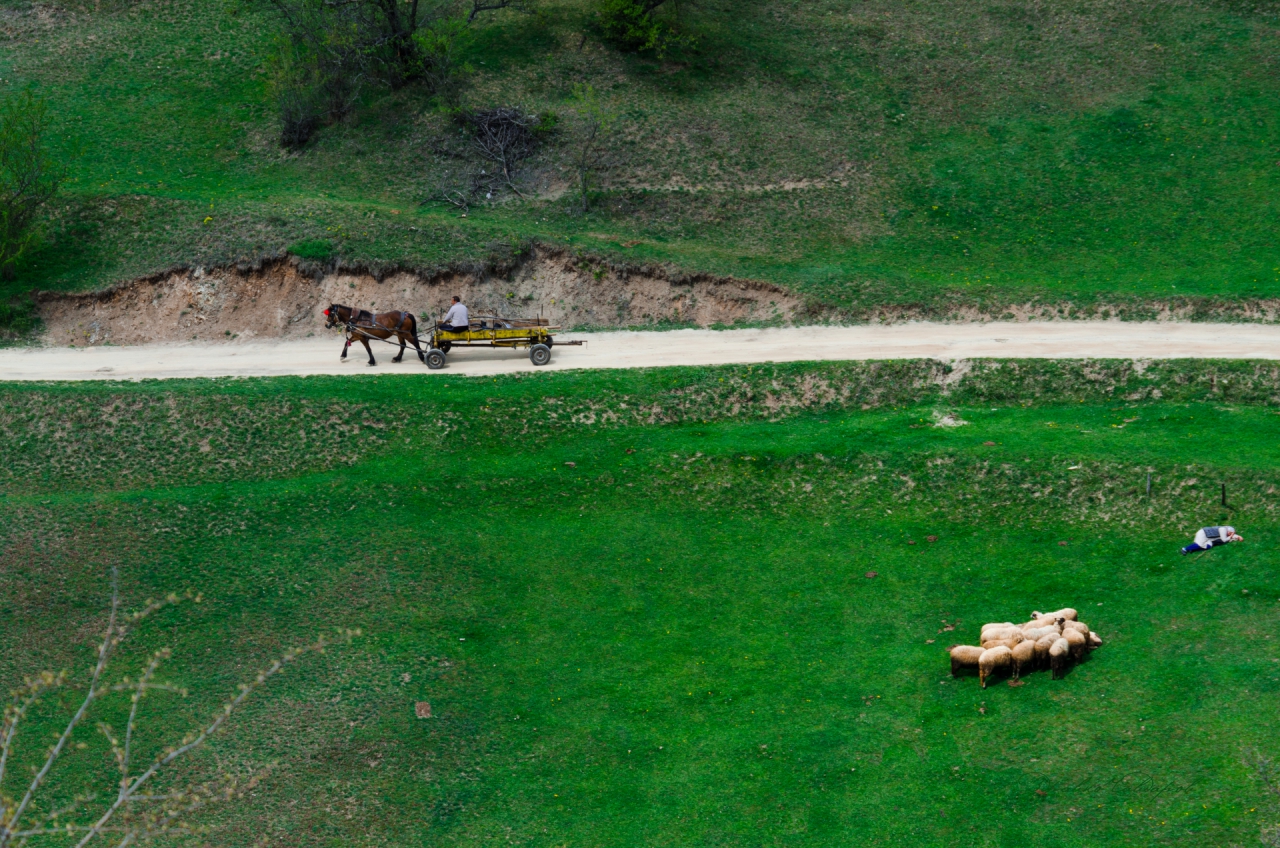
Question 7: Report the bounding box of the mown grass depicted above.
[0,0,1277,320]
[1,360,1279,846]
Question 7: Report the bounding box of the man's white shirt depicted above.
[443,303,469,327]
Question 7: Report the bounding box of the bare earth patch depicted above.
[36,246,805,347]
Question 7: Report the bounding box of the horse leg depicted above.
[406,314,426,362]
[393,333,405,363]
[341,338,350,360]
[362,337,376,366]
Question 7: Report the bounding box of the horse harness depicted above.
[345,310,410,339]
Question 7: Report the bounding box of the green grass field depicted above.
[2,0,1279,319]
[2,360,1280,845]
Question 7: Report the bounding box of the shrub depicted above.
[0,295,39,339]
[414,14,475,107]
[0,90,61,280]
[597,0,691,56]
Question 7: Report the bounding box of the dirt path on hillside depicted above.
[2,322,1278,381]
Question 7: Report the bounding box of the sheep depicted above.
[1088,631,1103,649]
[1022,625,1060,642]
[981,631,1024,650]
[1010,639,1037,679]
[1063,620,1089,638]
[978,646,1012,688]
[1034,633,1057,669]
[1049,638,1069,679]
[1032,608,1078,622]
[1063,627,1087,661]
[980,623,1018,639]
[949,645,984,677]
[981,623,1017,641]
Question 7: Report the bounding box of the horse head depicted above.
[323,304,347,329]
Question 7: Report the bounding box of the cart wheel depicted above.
[544,335,554,348]
[426,349,447,370]
[529,344,551,366]
[439,341,452,353]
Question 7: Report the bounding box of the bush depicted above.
[0,90,61,280]
[414,15,475,107]
[0,295,39,339]
[269,34,358,150]
[597,0,690,56]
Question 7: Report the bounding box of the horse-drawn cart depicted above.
[425,317,582,369]
[323,304,582,369]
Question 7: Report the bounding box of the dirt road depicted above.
[2,322,1278,381]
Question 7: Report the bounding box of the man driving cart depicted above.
[439,296,469,333]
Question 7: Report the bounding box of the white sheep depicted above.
[1088,631,1103,649]
[1034,633,1057,669]
[1049,638,1069,679]
[981,623,1016,641]
[1063,620,1089,638]
[979,646,1012,688]
[1022,625,1061,642]
[1063,628,1087,661]
[949,645,984,677]
[1010,639,1036,679]
[981,630,1024,650]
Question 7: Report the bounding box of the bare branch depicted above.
[0,568,123,848]
[71,631,357,848]
[119,650,169,801]
[0,671,64,791]
[0,569,350,848]
[467,0,527,24]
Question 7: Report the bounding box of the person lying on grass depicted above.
[439,296,469,333]
[1181,525,1243,555]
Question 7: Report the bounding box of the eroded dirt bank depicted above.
[37,248,807,346]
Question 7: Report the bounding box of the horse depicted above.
[323,304,424,366]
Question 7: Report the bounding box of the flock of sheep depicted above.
[948,608,1103,687]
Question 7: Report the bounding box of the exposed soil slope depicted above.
[37,248,806,346]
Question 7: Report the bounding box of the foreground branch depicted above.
[0,569,356,847]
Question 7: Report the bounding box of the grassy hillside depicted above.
[2,360,1280,845]
[1,0,1279,318]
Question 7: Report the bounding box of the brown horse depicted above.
[324,304,424,366]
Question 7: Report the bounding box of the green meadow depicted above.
[2,360,1278,845]
[1,0,1278,317]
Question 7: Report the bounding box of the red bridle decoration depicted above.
[323,308,330,316]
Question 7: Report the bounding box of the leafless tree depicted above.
[0,568,356,847]
[567,84,618,213]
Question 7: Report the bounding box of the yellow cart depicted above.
[424,317,582,369]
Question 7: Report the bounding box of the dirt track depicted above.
[2,322,1278,381]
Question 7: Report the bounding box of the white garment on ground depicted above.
[1194,526,1235,547]
[443,303,469,327]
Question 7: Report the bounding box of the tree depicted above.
[567,84,617,214]
[0,569,356,846]
[0,90,61,281]
[269,0,532,148]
